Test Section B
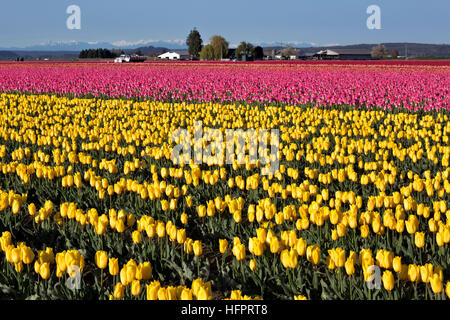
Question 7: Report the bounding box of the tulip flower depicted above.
[344,258,355,275]
[95,251,108,269]
[393,257,402,273]
[193,240,203,256]
[39,262,51,280]
[181,288,193,300]
[382,270,395,291]
[219,239,228,254]
[21,246,35,264]
[430,273,443,294]
[131,280,141,296]
[334,248,346,268]
[114,283,124,299]
[132,231,142,244]
[249,259,257,271]
[109,258,119,276]
[180,213,188,225]
[147,281,160,300]
[414,232,425,248]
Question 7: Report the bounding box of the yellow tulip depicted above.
[11,248,21,264]
[131,280,141,296]
[181,288,193,300]
[139,262,152,280]
[11,199,21,214]
[156,221,166,238]
[177,229,186,244]
[28,203,37,216]
[393,256,402,273]
[157,287,168,300]
[193,240,202,256]
[180,213,188,225]
[334,248,346,267]
[39,262,51,280]
[344,258,355,275]
[109,258,119,276]
[430,273,443,294]
[21,246,35,264]
[382,270,395,291]
[147,281,160,300]
[197,286,209,300]
[219,239,228,254]
[270,237,281,254]
[249,259,257,271]
[114,282,125,299]
[132,230,142,244]
[95,250,108,269]
[197,205,206,218]
[414,232,425,248]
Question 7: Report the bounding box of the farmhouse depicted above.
[158,50,189,60]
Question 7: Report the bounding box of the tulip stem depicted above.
[196,256,200,278]
[100,269,104,299]
[349,276,353,300]
[288,269,294,292]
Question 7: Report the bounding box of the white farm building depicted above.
[157,51,189,60]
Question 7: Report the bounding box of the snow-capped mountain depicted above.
[0,40,187,51]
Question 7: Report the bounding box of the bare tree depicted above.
[371,45,389,59]
[391,49,399,59]
[281,45,297,59]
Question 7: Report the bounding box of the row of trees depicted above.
[79,48,124,59]
[186,28,264,60]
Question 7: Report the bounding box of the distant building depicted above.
[114,54,146,63]
[158,50,189,60]
[314,49,372,60]
[262,47,300,60]
[260,47,373,61]
[314,49,340,60]
[297,52,316,60]
[263,48,280,60]
[114,55,131,63]
[333,49,372,60]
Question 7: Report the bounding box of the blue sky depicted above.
[0,0,448,48]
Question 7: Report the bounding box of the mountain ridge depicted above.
[1,42,449,59]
